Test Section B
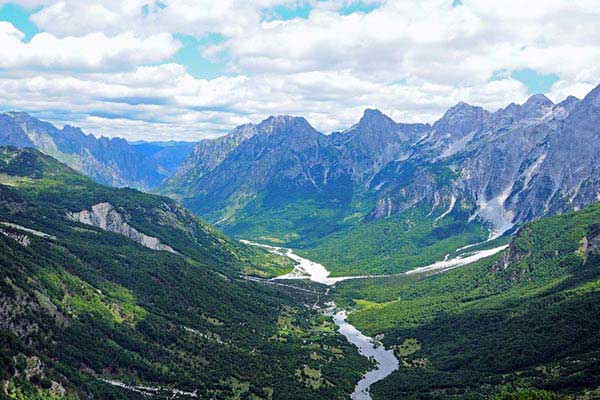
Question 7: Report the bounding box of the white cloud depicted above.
[0,22,180,70]
[0,0,599,140]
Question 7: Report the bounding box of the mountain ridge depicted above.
[0,112,198,190]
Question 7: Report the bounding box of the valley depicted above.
[2,2,600,400]
[1,82,600,400]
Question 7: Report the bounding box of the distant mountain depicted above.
[160,123,257,197]
[330,109,430,186]
[0,146,367,399]
[160,84,600,274]
[0,112,196,190]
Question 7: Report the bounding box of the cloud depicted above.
[25,0,298,37]
[0,22,180,70]
[0,0,599,140]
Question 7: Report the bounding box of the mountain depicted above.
[160,85,600,275]
[0,112,196,190]
[160,123,257,198]
[0,146,368,399]
[333,201,600,399]
[330,109,430,185]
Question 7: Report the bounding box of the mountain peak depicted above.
[557,95,579,110]
[523,93,554,108]
[257,115,316,136]
[439,102,486,123]
[355,108,398,130]
[229,123,257,140]
[446,101,482,115]
[362,108,385,118]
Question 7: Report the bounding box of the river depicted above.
[326,308,399,399]
[243,240,508,399]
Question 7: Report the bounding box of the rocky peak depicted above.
[557,95,579,109]
[431,102,489,139]
[256,115,317,136]
[491,94,555,126]
[347,108,407,137]
[521,94,554,117]
[229,123,257,140]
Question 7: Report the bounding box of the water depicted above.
[241,239,508,285]
[327,309,399,400]
[243,241,402,398]
[242,239,508,399]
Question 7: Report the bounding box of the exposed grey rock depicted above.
[160,84,600,237]
[331,109,429,185]
[0,229,30,246]
[67,202,178,254]
[162,124,257,197]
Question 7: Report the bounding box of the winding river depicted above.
[242,240,508,399]
[326,308,399,399]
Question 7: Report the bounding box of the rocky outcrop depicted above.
[0,229,30,246]
[67,202,178,254]
[161,124,257,197]
[580,224,600,266]
[157,85,600,238]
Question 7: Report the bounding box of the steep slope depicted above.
[176,116,360,246]
[0,112,196,190]
[160,123,257,198]
[333,202,600,399]
[162,85,600,276]
[330,109,430,185]
[0,147,368,399]
[375,90,598,233]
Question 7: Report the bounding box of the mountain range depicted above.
[2,84,600,275]
[0,112,196,190]
[164,86,600,234]
[2,82,600,400]
[156,84,600,275]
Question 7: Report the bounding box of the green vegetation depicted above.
[301,206,488,276]
[332,202,600,399]
[0,147,368,399]
[211,192,376,250]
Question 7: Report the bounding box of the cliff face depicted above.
[67,202,178,254]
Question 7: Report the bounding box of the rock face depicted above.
[67,202,177,253]
[161,124,257,197]
[331,109,430,186]
[162,84,600,237]
[0,112,196,190]
[178,115,354,216]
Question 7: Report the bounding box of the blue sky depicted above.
[0,3,39,40]
[0,1,597,141]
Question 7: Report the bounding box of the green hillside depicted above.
[299,205,489,276]
[0,147,368,399]
[333,202,600,399]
